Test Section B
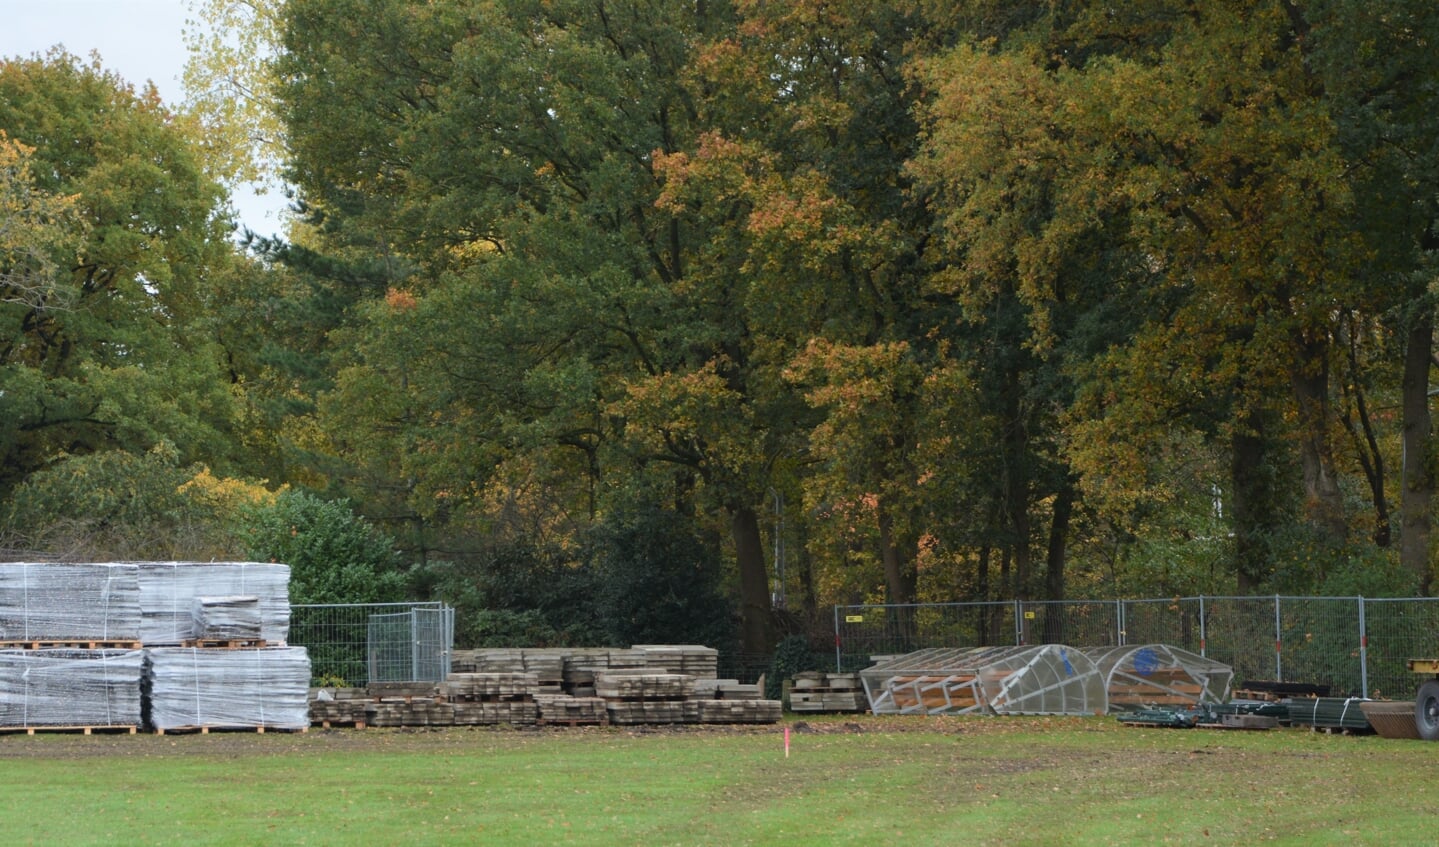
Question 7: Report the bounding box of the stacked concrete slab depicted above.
[192,595,264,642]
[788,671,867,713]
[0,648,145,728]
[311,646,781,728]
[144,646,311,731]
[0,562,142,643]
[0,560,307,732]
[135,561,290,644]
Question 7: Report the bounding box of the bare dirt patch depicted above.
[0,713,1115,760]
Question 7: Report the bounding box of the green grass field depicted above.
[2,716,1437,845]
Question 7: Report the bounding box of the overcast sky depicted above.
[0,0,287,239]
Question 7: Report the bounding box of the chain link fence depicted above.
[834,596,1439,700]
[290,602,453,687]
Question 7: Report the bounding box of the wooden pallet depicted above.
[537,716,610,728]
[313,719,368,729]
[0,724,139,735]
[153,724,308,735]
[179,639,268,649]
[0,640,142,650]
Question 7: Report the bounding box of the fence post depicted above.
[1116,599,1125,646]
[1274,594,1283,682]
[833,605,842,673]
[1014,600,1024,646]
[1358,596,1368,697]
[1199,595,1206,657]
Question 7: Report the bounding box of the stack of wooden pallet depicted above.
[634,645,718,678]
[556,650,601,696]
[446,671,540,724]
[367,681,439,700]
[693,679,762,700]
[598,671,697,725]
[371,697,457,727]
[453,700,540,725]
[788,671,866,713]
[535,693,609,725]
[687,678,780,724]
[696,699,783,723]
[520,651,566,694]
[309,688,371,727]
[445,672,537,701]
[450,648,525,674]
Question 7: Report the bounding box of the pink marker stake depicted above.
[784,725,791,758]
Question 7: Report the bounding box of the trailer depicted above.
[1408,659,1439,740]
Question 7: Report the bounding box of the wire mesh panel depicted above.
[834,602,1014,671]
[413,606,454,682]
[289,602,450,686]
[1121,599,1203,651]
[1189,597,1277,689]
[367,612,414,683]
[1364,598,1439,700]
[1276,597,1363,697]
[1017,600,1120,646]
[367,607,455,684]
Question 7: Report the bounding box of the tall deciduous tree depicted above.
[0,52,241,502]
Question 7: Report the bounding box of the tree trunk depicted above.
[731,505,774,655]
[1291,333,1347,542]
[1402,311,1435,594]
[877,502,918,648]
[1040,483,1074,644]
[795,520,818,622]
[976,542,991,644]
[877,505,917,606]
[1231,408,1273,592]
[996,546,1011,644]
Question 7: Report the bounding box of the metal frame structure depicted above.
[860,645,1105,716]
[835,595,1439,699]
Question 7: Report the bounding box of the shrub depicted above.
[239,489,406,605]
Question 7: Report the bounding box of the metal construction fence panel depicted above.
[366,606,455,684]
[1364,598,1439,699]
[290,602,453,686]
[835,596,1439,701]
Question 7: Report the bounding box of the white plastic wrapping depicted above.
[191,595,263,641]
[0,563,142,642]
[144,646,311,730]
[0,649,144,727]
[136,562,290,644]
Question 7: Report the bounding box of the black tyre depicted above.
[1416,680,1439,741]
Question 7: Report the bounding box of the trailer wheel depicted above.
[1416,680,1439,741]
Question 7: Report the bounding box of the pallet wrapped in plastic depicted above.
[192,595,263,641]
[144,646,311,730]
[136,562,290,644]
[0,562,142,642]
[0,649,144,728]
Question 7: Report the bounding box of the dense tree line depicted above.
[3,2,1437,655]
